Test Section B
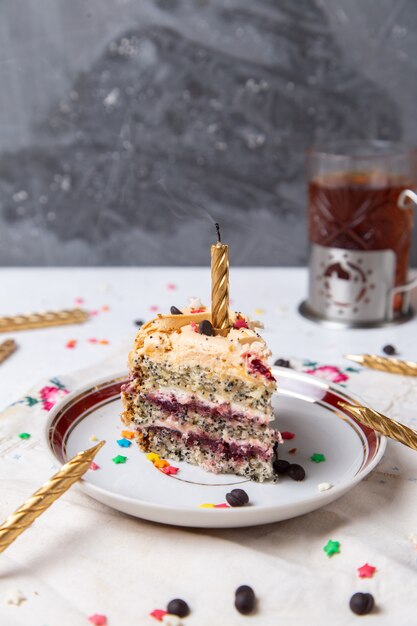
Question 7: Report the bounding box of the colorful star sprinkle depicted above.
[358,563,376,578]
[90,435,98,441]
[117,438,132,448]
[281,431,295,440]
[198,503,229,509]
[150,609,168,621]
[311,453,326,463]
[90,462,100,471]
[317,482,333,492]
[121,430,135,439]
[166,283,177,291]
[323,539,341,557]
[66,339,77,349]
[18,432,31,440]
[150,305,159,312]
[146,452,179,475]
[112,455,127,464]
[161,466,179,475]
[254,308,265,315]
[88,615,107,626]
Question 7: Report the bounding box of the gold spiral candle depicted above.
[0,308,89,333]
[0,440,105,554]
[211,223,230,336]
[0,339,17,364]
[345,354,417,377]
[339,402,417,451]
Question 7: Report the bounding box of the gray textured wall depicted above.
[0,0,416,266]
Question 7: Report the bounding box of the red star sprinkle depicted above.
[150,609,168,621]
[214,503,230,508]
[358,563,376,578]
[88,615,107,625]
[281,431,296,440]
[90,462,100,471]
[161,465,179,475]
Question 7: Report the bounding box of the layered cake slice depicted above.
[121,304,280,481]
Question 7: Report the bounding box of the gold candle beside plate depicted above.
[0,339,17,364]
[0,441,105,554]
[339,402,417,452]
[0,308,89,333]
[345,354,417,377]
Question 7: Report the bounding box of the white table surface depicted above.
[2,267,417,626]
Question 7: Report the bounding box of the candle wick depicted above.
[215,222,221,243]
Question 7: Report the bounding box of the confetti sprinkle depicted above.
[154,458,169,469]
[101,305,110,312]
[358,563,376,578]
[121,430,135,440]
[281,431,295,440]
[98,339,109,345]
[4,589,27,605]
[311,453,326,463]
[89,435,98,441]
[288,448,297,454]
[254,308,265,315]
[150,609,168,621]
[190,307,206,314]
[87,338,98,344]
[190,321,198,333]
[233,318,249,329]
[89,310,99,317]
[323,539,340,557]
[409,533,417,547]
[162,614,182,626]
[214,503,230,508]
[88,615,107,625]
[90,462,100,471]
[117,438,132,448]
[146,452,160,462]
[161,465,179,475]
[74,297,84,305]
[317,482,333,492]
[112,455,127,464]
[198,503,216,508]
[150,305,159,312]
[166,283,177,291]
[18,432,31,440]
[66,339,77,349]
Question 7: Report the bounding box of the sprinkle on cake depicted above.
[121,304,281,481]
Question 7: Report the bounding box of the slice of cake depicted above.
[121,304,280,481]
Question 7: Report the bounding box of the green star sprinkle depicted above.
[311,453,326,463]
[18,432,31,440]
[323,539,340,557]
[112,455,127,464]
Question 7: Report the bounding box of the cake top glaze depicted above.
[129,304,276,387]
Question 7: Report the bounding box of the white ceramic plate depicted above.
[44,368,386,528]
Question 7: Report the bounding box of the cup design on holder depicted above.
[300,141,417,328]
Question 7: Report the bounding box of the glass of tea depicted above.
[300,141,417,327]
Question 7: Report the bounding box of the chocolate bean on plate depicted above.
[382,344,396,355]
[287,463,306,481]
[226,489,249,507]
[349,592,374,615]
[273,459,290,475]
[167,598,190,618]
[235,585,256,615]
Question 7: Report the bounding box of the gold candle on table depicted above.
[211,223,230,336]
[0,440,105,554]
[0,308,89,333]
[345,354,417,377]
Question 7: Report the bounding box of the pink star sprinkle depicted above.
[88,614,107,625]
[150,305,159,312]
[358,563,376,578]
[66,339,77,349]
[281,431,296,440]
[150,609,168,621]
[166,283,177,290]
[90,462,100,471]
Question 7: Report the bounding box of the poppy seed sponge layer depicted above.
[121,307,280,481]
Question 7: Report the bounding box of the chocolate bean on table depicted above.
[167,598,190,618]
[226,488,249,507]
[170,306,183,315]
[273,459,290,475]
[274,358,291,368]
[235,585,256,615]
[349,592,374,615]
[382,344,396,355]
[287,463,306,481]
[199,319,214,336]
